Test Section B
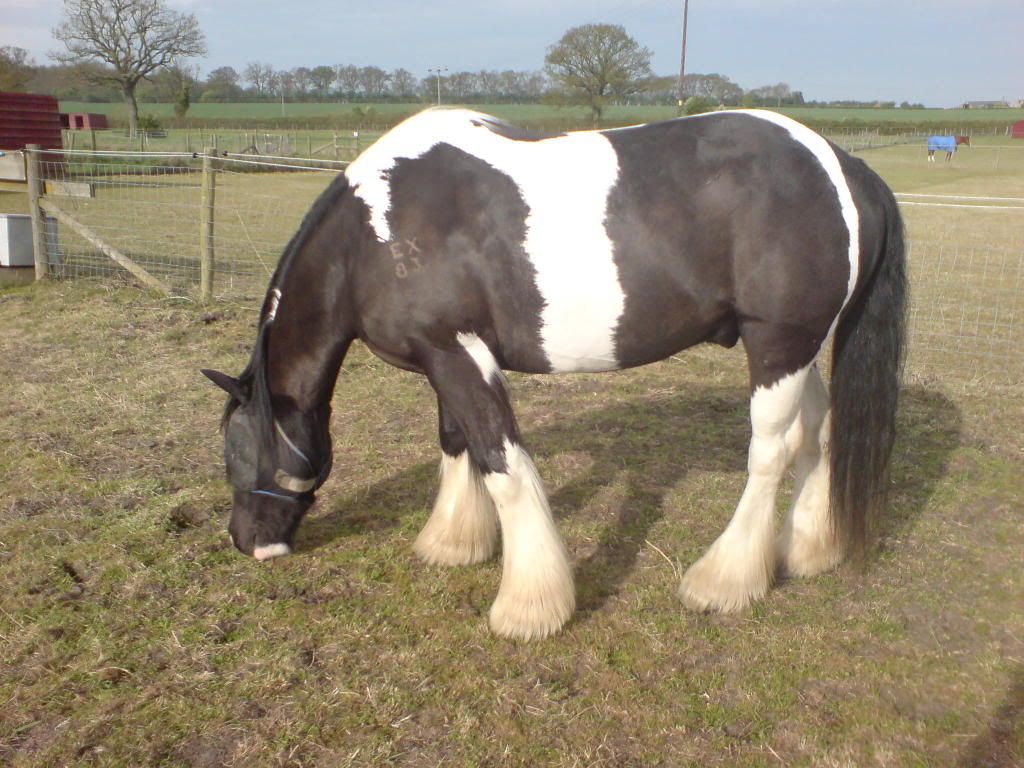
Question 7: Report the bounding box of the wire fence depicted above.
[27,149,1024,385]
[36,150,342,297]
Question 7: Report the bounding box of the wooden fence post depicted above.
[25,145,49,281]
[199,148,217,303]
[333,131,339,161]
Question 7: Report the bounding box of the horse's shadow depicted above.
[299,383,961,614]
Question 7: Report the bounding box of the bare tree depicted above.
[545,24,652,123]
[242,62,274,97]
[52,0,205,135]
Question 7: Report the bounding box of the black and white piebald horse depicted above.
[202,107,906,641]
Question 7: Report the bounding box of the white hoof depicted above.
[488,564,575,641]
[776,524,845,578]
[678,537,772,614]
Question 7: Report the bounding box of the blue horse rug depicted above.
[928,136,956,152]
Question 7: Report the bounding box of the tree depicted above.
[242,61,274,97]
[309,65,334,99]
[52,0,206,135]
[201,66,241,102]
[544,23,652,123]
[0,46,34,91]
[389,68,417,100]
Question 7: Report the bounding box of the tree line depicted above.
[1,1,926,135]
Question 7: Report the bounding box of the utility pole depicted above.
[676,0,690,115]
[428,67,448,105]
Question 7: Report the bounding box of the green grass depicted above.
[1,113,1023,767]
[60,100,1024,130]
[0,284,1021,766]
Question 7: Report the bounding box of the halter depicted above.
[243,421,324,504]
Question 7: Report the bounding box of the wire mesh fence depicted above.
[36,150,341,297]
[28,148,1024,385]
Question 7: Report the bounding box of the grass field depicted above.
[60,100,1024,131]
[1,123,1022,766]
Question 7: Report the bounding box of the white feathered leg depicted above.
[485,439,575,641]
[776,366,844,577]
[680,367,809,612]
[414,451,498,566]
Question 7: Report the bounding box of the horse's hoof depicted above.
[488,569,575,641]
[775,528,845,579]
[678,544,772,614]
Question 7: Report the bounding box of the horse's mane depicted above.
[221,172,352,431]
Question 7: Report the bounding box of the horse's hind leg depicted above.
[775,364,844,577]
[679,360,811,613]
[414,397,498,566]
[415,335,574,640]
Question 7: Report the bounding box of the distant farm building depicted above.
[960,100,1009,109]
[62,112,109,131]
[1011,120,1024,139]
[0,92,62,151]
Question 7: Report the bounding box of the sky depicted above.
[2,0,1022,107]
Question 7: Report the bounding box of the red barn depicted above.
[1012,120,1024,139]
[0,92,63,151]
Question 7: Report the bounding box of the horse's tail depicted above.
[828,178,907,560]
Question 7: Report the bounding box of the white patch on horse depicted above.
[346,109,626,373]
[730,109,861,341]
[253,542,291,561]
[484,438,575,640]
[266,287,282,323]
[457,331,503,386]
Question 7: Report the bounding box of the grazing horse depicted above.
[927,134,970,162]
[202,108,906,641]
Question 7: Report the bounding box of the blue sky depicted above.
[3,0,1022,107]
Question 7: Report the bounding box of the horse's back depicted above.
[344,109,873,375]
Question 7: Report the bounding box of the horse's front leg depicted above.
[415,334,575,640]
[414,396,498,566]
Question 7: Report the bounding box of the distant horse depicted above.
[928,134,970,162]
[202,108,906,641]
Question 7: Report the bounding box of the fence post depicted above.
[199,148,217,303]
[333,131,339,161]
[25,145,49,281]
[90,129,97,152]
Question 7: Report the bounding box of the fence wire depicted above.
[30,149,1024,385]
[38,152,339,296]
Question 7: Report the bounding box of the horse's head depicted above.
[956,135,971,146]
[201,368,330,560]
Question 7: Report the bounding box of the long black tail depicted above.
[829,180,907,559]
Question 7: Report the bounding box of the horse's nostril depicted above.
[253,543,292,561]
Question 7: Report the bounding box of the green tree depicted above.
[52,0,206,135]
[174,82,190,117]
[683,95,717,115]
[544,23,652,124]
[0,46,34,91]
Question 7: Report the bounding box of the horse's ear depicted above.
[201,369,249,403]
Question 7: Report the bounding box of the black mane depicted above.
[221,172,352,430]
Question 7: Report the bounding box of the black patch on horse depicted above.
[377,142,550,372]
[603,114,848,377]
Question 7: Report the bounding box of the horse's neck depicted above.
[264,210,355,413]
